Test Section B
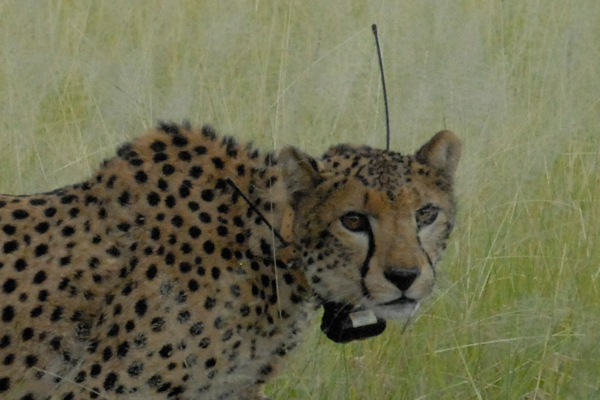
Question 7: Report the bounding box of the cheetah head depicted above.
[279,131,461,342]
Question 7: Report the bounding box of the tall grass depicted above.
[1,1,599,398]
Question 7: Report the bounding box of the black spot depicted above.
[172,135,188,147]
[203,240,215,254]
[220,248,232,260]
[118,191,130,206]
[135,171,148,183]
[236,164,245,176]
[159,344,173,358]
[117,342,129,358]
[189,321,205,336]
[240,305,250,316]
[49,336,61,349]
[188,280,199,292]
[194,145,208,155]
[2,306,15,323]
[199,337,210,349]
[107,324,119,337]
[24,355,38,368]
[61,195,78,204]
[165,195,176,208]
[178,151,191,161]
[179,262,192,273]
[125,320,135,332]
[44,207,57,217]
[30,306,43,318]
[147,192,161,206]
[128,361,144,377]
[12,209,29,219]
[38,290,49,301]
[2,279,16,294]
[261,274,270,288]
[2,354,14,366]
[205,358,216,368]
[189,226,201,239]
[179,185,191,198]
[260,365,273,375]
[260,240,272,256]
[88,257,100,269]
[29,198,47,206]
[217,226,228,236]
[106,246,121,257]
[153,152,168,163]
[163,253,175,266]
[0,336,10,349]
[146,265,157,280]
[61,226,75,237]
[168,386,185,397]
[151,140,167,152]
[85,195,98,205]
[283,273,295,285]
[102,347,113,361]
[201,190,214,202]
[159,122,180,135]
[74,371,86,383]
[3,241,18,254]
[2,225,16,235]
[212,157,224,169]
[199,212,211,223]
[34,222,49,234]
[162,164,175,176]
[103,372,118,391]
[117,222,131,233]
[33,271,47,284]
[189,166,203,178]
[50,306,64,321]
[290,293,302,304]
[204,297,216,310]
[135,299,148,317]
[0,377,9,392]
[171,215,184,228]
[151,317,165,332]
[90,364,102,377]
[58,278,70,291]
[211,267,221,280]
[157,178,169,191]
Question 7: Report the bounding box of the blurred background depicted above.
[1,1,599,398]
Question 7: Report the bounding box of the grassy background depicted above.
[1,0,600,398]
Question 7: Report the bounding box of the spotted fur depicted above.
[0,123,460,399]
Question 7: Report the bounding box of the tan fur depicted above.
[0,124,459,399]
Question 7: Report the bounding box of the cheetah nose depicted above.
[384,266,420,292]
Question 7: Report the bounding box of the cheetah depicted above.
[0,123,461,400]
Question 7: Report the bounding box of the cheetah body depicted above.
[0,124,460,400]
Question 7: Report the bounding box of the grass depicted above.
[1,0,600,398]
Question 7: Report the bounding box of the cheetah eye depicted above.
[340,212,370,233]
[415,204,440,229]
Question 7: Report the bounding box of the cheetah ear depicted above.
[279,147,324,208]
[415,130,462,179]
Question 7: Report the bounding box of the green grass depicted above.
[1,0,600,398]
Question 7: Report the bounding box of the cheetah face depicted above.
[280,131,461,338]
